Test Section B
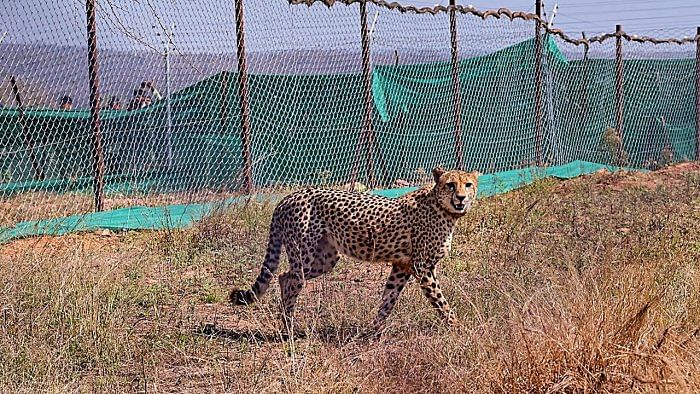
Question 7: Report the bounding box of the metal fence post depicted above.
[534,0,544,166]
[449,0,463,170]
[86,0,105,212]
[234,0,253,193]
[695,26,700,160]
[615,24,625,165]
[10,76,44,181]
[360,1,376,188]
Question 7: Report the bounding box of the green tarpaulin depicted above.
[1,160,633,242]
[1,36,693,196]
[0,36,692,241]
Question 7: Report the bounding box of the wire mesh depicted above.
[621,35,695,168]
[0,0,698,233]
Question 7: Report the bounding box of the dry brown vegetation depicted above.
[1,163,699,393]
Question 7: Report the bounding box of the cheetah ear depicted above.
[432,166,445,184]
[473,171,483,178]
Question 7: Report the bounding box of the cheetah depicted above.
[230,166,480,331]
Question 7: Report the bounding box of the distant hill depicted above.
[0,75,54,109]
[0,43,455,109]
[0,41,693,110]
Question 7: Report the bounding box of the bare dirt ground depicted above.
[1,162,699,393]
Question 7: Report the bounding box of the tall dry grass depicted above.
[0,167,698,392]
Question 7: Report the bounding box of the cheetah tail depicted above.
[230,229,283,306]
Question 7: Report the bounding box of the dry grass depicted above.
[1,164,699,393]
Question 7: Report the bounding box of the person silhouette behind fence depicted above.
[127,88,147,110]
[107,96,123,110]
[127,81,162,111]
[59,95,72,110]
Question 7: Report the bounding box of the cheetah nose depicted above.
[456,195,467,203]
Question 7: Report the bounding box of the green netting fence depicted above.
[0,1,697,241]
[2,37,693,190]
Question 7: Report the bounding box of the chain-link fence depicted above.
[1,0,698,236]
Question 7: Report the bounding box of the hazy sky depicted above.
[2,0,698,50]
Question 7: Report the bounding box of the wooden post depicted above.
[234,0,253,193]
[164,45,173,169]
[217,71,230,190]
[579,32,589,161]
[86,0,105,211]
[534,0,544,166]
[449,0,463,170]
[695,26,700,160]
[615,24,625,165]
[220,71,229,135]
[359,1,376,188]
[580,33,589,116]
[10,76,44,181]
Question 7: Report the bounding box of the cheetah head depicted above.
[432,166,480,216]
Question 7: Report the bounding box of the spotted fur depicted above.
[230,166,480,331]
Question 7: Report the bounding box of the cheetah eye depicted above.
[465,182,473,188]
[446,182,456,191]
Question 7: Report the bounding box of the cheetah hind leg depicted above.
[278,233,338,336]
[303,233,340,280]
[278,270,304,336]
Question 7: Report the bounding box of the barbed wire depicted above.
[288,0,699,47]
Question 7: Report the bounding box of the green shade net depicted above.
[0,160,630,242]
[0,35,693,241]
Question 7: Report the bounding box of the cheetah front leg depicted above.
[372,265,412,330]
[415,262,456,326]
